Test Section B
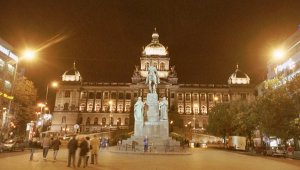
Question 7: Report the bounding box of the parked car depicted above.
[2,139,25,152]
[265,146,286,157]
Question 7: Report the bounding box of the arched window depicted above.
[118,104,123,112]
[87,103,93,112]
[201,105,207,114]
[63,103,69,111]
[79,103,86,112]
[125,105,130,112]
[186,106,191,114]
[95,104,101,112]
[178,105,184,113]
[153,62,158,69]
[102,105,108,112]
[160,62,165,70]
[94,117,98,125]
[86,117,90,125]
[125,118,129,125]
[117,118,121,126]
[102,118,106,125]
[193,106,199,114]
[145,62,149,70]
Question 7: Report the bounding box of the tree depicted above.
[11,76,37,137]
[207,103,234,147]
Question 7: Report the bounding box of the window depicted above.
[201,94,206,101]
[178,105,184,113]
[178,93,183,100]
[65,90,71,98]
[171,93,175,98]
[104,92,109,99]
[208,94,213,102]
[102,118,106,125]
[160,62,165,70]
[86,117,90,125]
[88,92,94,99]
[96,92,102,99]
[193,94,198,100]
[134,92,138,98]
[94,117,98,125]
[7,64,14,74]
[145,62,149,70]
[223,94,229,102]
[125,105,130,112]
[71,104,76,111]
[117,118,121,126]
[186,94,191,101]
[81,92,87,99]
[241,93,247,100]
[95,104,101,112]
[87,103,93,112]
[102,105,108,112]
[186,106,191,113]
[63,103,69,110]
[111,92,117,99]
[118,104,123,112]
[201,105,207,114]
[193,106,199,114]
[125,118,129,125]
[4,80,11,91]
[118,93,124,99]
[153,62,158,68]
[79,103,86,112]
[126,93,131,99]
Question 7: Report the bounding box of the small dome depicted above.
[62,62,81,82]
[143,29,168,56]
[228,65,250,85]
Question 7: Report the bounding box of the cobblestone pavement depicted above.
[0,147,299,170]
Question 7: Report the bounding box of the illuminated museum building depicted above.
[51,31,255,133]
[0,37,18,120]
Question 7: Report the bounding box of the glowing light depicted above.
[23,49,36,60]
[273,49,285,60]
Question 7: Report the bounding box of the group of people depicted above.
[67,135,100,168]
[28,135,61,161]
[28,134,101,168]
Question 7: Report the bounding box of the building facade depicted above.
[51,30,255,134]
[0,37,19,130]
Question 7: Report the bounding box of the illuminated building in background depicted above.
[51,29,255,134]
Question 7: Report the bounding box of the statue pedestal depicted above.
[134,120,144,137]
[143,120,169,139]
[146,93,159,122]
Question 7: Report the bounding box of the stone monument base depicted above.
[143,120,169,139]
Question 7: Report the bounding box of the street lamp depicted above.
[214,96,219,105]
[108,100,113,140]
[45,81,58,104]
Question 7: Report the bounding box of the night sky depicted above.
[1,0,300,101]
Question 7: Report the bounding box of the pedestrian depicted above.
[77,137,89,168]
[144,136,148,152]
[52,137,61,161]
[90,135,100,164]
[29,137,38,161]
[41,135,52,160]
[85,136,91,166]
[67,135,78,168]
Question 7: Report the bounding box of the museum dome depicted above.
[228,65,250,85]
[62,62,82,82]
[143,29,168,56]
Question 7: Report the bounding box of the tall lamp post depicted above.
[108,100,113,142]
[45,81,58,105]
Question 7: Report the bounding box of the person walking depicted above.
[77,137,89,168]
[52,137,61,161]
[85,136,91,166]
[67,135,78,168]
[41,135,52,160]
[90,135,100,164]
[29,137,38,161]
